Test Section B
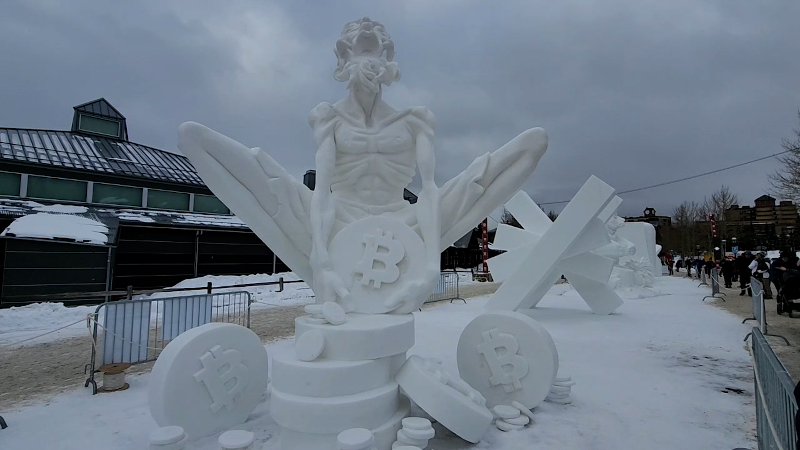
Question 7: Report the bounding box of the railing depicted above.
[703,268,726,302]
[745,279,789,346]
[84,291,252,394]
[426,271,465,304]
[749,327,798,450]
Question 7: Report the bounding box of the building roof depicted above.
[755,194,776,202]
[0,128,203,186]
[0,203,119,247]
[73,98,126,120]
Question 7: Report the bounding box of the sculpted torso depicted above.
[329,105,418,206]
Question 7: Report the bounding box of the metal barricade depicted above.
[84,291,252,394]
[698,269,709,287]
[750,327,798,450]
[703,268,726,301]
[745,279,789,345]
[426,272,465,304]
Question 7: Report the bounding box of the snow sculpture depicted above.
[148,323,269,440]
[486,178,624,314]
[177,16,549,449]
[623,257,655,288]
[392,418,435,448]
[617,222,659,279]
[457,311,558,409]
[493,404,531,431]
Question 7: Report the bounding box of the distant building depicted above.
[0,99,285,306]
[725,195,799,250]
[624,208,672,245]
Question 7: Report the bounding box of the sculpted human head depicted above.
[334,17,401,93]
[606,215,625,233]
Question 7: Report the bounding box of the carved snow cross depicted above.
[485,176,624,315]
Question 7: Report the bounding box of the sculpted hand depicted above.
[316,268,352,307]
[384,265,441,314]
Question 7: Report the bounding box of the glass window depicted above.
[78,114,120,137]
[193,194,230,214]
[147,189,189,211]
[93,183,142,207]
[27,175,87,202]
[0,172,21,196]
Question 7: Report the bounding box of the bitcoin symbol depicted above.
[477,329,530,393]
[353,228,405,289]
[193,345,249,413]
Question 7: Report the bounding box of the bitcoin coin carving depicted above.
[148,323,269,439]
[477,329,530,393]
[457,311,558,409]
[354,229,404,289]
[329,216,427,314]
[193,345,248,413]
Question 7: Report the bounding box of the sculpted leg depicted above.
[439,127,549,249]
[178,122,314,283]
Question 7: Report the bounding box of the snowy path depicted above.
[0,277,756,450]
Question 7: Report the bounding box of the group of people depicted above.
[678,251,800,300]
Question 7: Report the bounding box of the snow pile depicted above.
[1,277,755,449]
[32,204,88,214]
[1,213,109,245]
[0,301,97,346]
[141,272,314,309]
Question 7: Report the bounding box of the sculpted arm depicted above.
[415,127,441,268]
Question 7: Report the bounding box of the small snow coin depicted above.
[337,428,374,450]
[401,417,432,431]
[303,316,328,325]
[304,304,323,315]
[149,426,186,446]
[553,380,576,387]
[496,420,524,432]
[218,430,254,450]
[504,414,530,426]
[392,444,423,450]
[401,426,435,440]
[511,401,536,421]
[493,405,521,420]
[550,384,571,393]
[547,396,573,404]
[555,375,572,382]
[322,301,347,325]
[295,329,325,362]
[396,430,428,447]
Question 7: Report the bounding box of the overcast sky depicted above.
[2,0,799,219]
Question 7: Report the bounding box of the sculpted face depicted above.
[606,215,625,233]
[334,17,400,92]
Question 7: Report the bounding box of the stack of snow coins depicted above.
[493,404,534,432]
[149,426,188,450]
[270,311,415,450]
[546,375,574,404]
[218,430,255,450]
[392,417,434,449]
[337,428,376,450]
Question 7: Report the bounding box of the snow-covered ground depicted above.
[0,272,313,347]
[1,276,755,450]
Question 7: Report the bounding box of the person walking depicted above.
[721,257,734,288]
[752,252,773,299]
[737,252,753,296]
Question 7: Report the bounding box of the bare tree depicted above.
[547,210,559,221]
[500,208,522,228]
[769,111,800,201]
[702,185,740,239]
[672,201,701,257]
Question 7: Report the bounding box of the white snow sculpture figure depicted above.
[594,216,636,265]
[177,17,549,314]
[624,257,655,287]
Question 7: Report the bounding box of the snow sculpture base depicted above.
[457,311,558,409]
[295,313,415,361]
[148,323,269,440]
[395,355,493,444]
[611,267,637,288]
[272,313,415,449]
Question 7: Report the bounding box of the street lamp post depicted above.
[722,239,727,258]
[732,237,737,255]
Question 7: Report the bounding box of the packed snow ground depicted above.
[0,271,475,347]
[1,276,755,450]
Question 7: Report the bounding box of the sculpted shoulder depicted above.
[308,102,337,130]
[408,106,436,137]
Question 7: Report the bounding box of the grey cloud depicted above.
[1,0,799,219]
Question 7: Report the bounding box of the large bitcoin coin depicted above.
[148,323,269,439]
[457,311,558,409]
[329,216,427,314]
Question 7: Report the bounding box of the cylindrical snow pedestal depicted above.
[270,314,414,450]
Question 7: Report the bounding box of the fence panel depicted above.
[427,272,464,303]
[86,291,251,394]
[751,327,798,450]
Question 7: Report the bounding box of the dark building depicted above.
[725,195,799,250]
[624,208,672,246]
[0,99,286,306]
